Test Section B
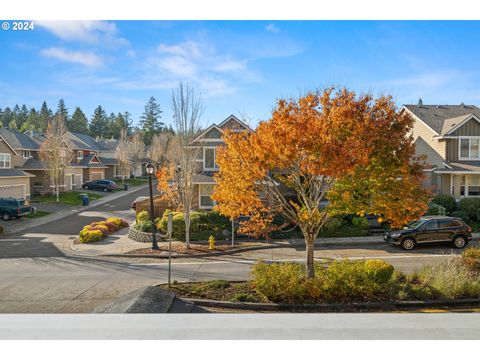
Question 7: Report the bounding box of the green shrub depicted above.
[352,216,369,230]
[459,198,480,221]
[431,194,457,214]
[134,220,153,232]
[251,259,395,304]
[363,259,395,284]
[136,210,150,223]
[416,259,480,299]
[157,210,230,240]
[230,293,256,302]
[426,203,446,216]
[79,229,104,243]
[451,210,470,223]
[323,217,344,232]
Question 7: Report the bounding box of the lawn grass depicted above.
[26,210,52,219]
[31,192,104,205]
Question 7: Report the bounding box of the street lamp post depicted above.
[146,162,158,250]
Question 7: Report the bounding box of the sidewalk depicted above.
[70,232,386,258]
[69,230,480,259]
[2,184,149,236]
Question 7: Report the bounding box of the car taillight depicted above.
[18,207,20,214]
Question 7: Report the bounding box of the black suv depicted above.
[384,216,472,250]
[81,180,117,192]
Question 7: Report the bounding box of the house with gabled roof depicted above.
[405,99,480,198]
[0,128,37,199]
[189,115,253,209]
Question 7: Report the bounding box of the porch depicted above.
[439,173,480,198]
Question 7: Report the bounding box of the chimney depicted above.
[418,98,423,106]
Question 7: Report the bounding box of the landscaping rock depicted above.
[93,286,209,313]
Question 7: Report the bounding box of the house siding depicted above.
[451,118,480,136]
[410,114,446,166]
[446,138,459,162]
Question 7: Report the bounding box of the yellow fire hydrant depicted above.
[208,235,215,250]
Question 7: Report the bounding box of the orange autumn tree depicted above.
[212,88,430,278]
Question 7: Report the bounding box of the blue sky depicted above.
[1,20,480,128]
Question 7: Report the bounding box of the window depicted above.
[461,175,466,196]
[0,153,11,168]
[204,147,218,170]
[422,220,437,231]
[438,219,462,228]
[459,137,480,159]
[22,150,31,158]
[77,151,83,159]
[199,184,214,208]
[468,175,480,196]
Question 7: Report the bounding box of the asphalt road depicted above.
[0,185,473,313]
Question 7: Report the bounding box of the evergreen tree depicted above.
[1,107,12,127]
[139,96,164,145]
[39,101,53,130]
[89,106,109,139]
[68,107,89,134]
[56,99,69,122]
[20,108,43,132]
[10,104,28,129]
[110,112,133,139]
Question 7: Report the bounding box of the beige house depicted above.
[0,129,36,200]
[407,99,480,198]
[189,115,253,209]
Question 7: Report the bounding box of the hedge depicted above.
[251,259,395,304]
[157,210,230,240]
[431,194,457,215]
[78,217,129,243]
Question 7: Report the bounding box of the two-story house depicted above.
[0,128,36,200]
[189,115,253,209]
[406,99,480,199]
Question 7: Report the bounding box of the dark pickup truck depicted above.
[0,198,32,221]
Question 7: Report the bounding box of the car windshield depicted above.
[406,219,428,229]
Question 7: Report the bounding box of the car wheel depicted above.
[2,212,11,221]
[401,238,416,250]
[84,186,89,190]
[103,188,108,192]
[452,235,467,249]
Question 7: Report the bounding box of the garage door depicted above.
[90,172,103,181]
[0,185,25,199]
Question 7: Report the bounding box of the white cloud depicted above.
[35,20,128,46]
[40,47,103,68]
[140,40,260,96]
[265,23,280,34]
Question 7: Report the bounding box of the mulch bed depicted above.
[127,242,259,255]
[158,281,260,302]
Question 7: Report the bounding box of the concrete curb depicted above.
[4,184,149,236]
[183,296,480,312]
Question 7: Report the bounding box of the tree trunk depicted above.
[305,233,315,279]
[56,182,59,203]
[185,211,191,248]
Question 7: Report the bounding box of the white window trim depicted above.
[0,153,11,169]
[458,136,480,161]
[22,150,31,159]
[77,151,83,160]
[198,184,215,209]
[203,146,218,171]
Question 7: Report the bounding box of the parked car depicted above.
[384,216,472,250]
[131,196,149,210]
[0,198,32,221]
[82,180,117,192]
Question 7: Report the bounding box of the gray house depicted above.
[406,99,480,198]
